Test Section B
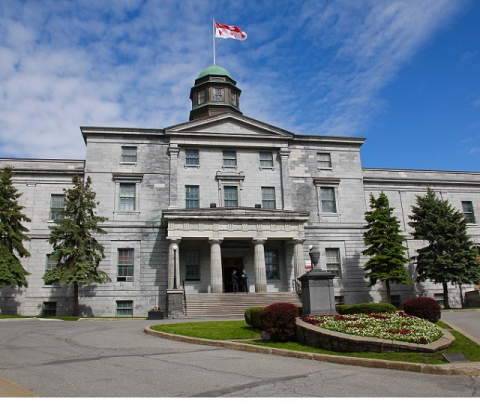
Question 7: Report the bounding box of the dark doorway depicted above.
[222,257,243,293]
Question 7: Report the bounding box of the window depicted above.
[262,187,276,209]
[462,201,476,223]
[50,194,65,220]
[317,153,332,168]
[223,150,237,167]
[213,87,224,102]
[434,293,444,308]
[197,90,205,105]
[116,300,133,317]
[119,183,135,211]
[43,302,57,316]
[121,146,137,163]
[335,296,345,306]
[320,187,337,213]
[186,149,199,166]
[117,249,134,281]
[185,185,199,209]
[391,295,401,309]
[326,248,341,277]
[260,152,274,168]
[265,251,279,280]
[224,186,238,207]
[185,250,200,281]
[230,91,237,106]
[46,254,57,271]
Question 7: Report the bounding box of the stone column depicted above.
[253,239,267,293]
[293,239,306,280]
[168,144,180,209]
[279,149,293,210]
[286,238,306,291]
[167,239,181,289]
[209,238,224,293]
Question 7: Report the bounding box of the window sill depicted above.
[259,166,275,171]
[120,162,137,166]
[184,165,200,169]
[317,167,333,171]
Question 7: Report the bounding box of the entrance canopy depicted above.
[163,207,309,241]
[163,207,309,293]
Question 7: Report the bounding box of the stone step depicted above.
[183,292,301,317]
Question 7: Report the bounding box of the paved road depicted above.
[442,310,480,344]
[1,316,479,398]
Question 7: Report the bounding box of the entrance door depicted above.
[222,257,243,293]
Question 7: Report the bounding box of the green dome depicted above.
[198,65,232,79]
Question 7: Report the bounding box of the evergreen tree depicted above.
[363,192,410,303]
[0,166,31,287]
[43,175,110,315]
[408,188,480,309]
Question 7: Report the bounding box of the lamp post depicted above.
[172,244,178,289]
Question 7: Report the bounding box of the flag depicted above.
[215,22,247,41]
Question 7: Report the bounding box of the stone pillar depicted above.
[286,238,306,292]
[167,239,181,290]
[168,145,180,208]
[253,239,267,293]
[279,149,292,210]
[209,238,223,293]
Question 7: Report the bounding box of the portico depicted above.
[163,208,309,293]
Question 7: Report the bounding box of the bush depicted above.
[402,297,441,323]
[244,307,265,329]
[260,302,299,342]
[336,303,396,315]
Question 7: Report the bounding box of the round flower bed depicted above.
[301,312,443,344]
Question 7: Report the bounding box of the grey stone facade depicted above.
[1,66,479,316]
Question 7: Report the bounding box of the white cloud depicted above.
[0,0,469,159]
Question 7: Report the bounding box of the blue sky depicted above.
[1,0,479,171]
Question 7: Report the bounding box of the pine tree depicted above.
[363,192,410,303]
[408,188,480,309]
[0,166,31,287]
[43,175,111,315]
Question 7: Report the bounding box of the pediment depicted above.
[165,113,293,138]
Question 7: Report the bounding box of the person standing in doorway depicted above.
[231,269,239,294]
[241,269,248,293]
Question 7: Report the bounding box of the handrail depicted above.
[293,278,302,298]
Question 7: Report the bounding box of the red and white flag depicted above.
[215,22,247,41]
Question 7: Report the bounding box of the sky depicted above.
[1,0,479,171]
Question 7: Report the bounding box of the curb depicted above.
[144,326,480,376]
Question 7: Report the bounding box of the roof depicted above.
[198,65,232,79]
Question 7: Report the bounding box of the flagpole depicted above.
[213,18,216,65]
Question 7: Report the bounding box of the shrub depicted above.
[244,307,265,329]
[260,302,299,342]
[402,297,441,323]
[336,303,396,315]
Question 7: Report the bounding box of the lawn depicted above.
[150,319,480,365]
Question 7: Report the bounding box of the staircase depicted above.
[184,292,301,318]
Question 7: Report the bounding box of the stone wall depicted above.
[295,318,454,353]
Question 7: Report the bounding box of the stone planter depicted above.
[147,311,164,320]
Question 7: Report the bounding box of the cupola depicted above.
[189,65,242,121]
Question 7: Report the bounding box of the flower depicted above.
[301,313,443,344]
[149,306,162,312]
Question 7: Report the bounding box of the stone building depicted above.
[1,65,479,316]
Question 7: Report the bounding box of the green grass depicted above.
[150,319,480,365]
[151,320,261,340]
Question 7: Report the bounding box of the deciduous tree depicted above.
[0,166,31,287]
[43,175,110,315]
[363,192,410,303]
